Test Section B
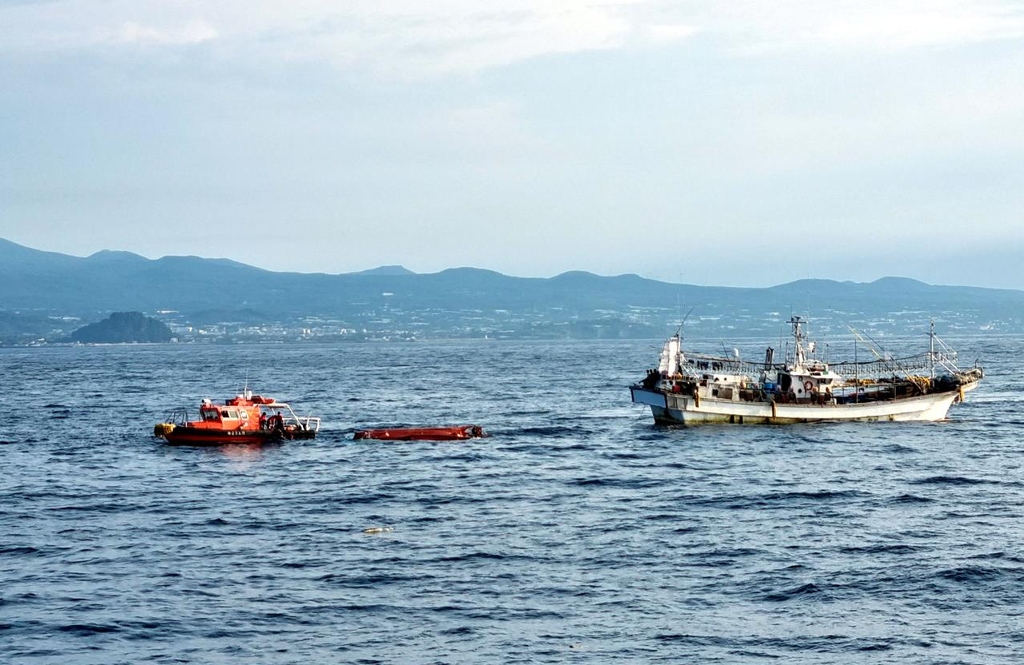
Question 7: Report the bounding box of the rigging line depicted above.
[844,323,923,384]
[675,306,695,337]
[845,325,885,362]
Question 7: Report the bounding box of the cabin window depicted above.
[221,410,229,418]
[202,409,219,421]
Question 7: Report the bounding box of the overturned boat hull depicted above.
[354,425,485,441]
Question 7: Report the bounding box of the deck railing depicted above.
[681,351,961,381]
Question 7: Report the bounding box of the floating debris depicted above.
[363,526,394,534]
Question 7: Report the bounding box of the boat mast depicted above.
[854,336,859,403]
[929,319,936,380]
[789,316,805,370]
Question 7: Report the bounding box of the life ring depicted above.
[803,380,814,392]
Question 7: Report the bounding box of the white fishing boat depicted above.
[630,317,983,425]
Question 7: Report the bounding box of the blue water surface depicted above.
[1,337,1022,664]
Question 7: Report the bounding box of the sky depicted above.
[1,0,1023,288]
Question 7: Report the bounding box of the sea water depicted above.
[1,337,1023,664]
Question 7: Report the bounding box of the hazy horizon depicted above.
[2,2,1022,289]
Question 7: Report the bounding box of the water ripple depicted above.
[0,338,1020,664]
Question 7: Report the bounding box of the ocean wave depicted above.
[4,339,1024,663]
[911,475,996,486]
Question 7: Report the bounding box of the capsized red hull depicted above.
[353,425,485,441]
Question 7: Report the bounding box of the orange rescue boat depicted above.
[154,389,321,446]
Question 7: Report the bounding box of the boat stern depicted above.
[153,422,175,438]
[630,385,668,409]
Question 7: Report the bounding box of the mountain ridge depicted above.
[2,237,1022,343]
[3,237,1016,292]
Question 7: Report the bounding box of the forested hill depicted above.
[69,312,174,344]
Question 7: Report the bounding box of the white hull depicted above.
[631,386,963,425]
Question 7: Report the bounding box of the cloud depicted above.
[706,0,1024,54]
[268,4,639,76]
[0,0,695,75]
[4,1,1020,77]
[813,9,1024,48]
[647,23,701,44]
[117,19,218,46]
